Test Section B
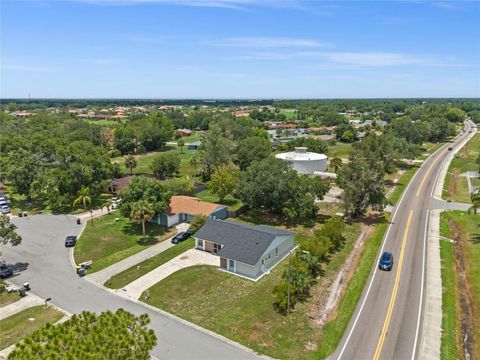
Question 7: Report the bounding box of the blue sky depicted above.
[1,0,479,98]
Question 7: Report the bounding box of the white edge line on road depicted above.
[336,146,429,360]
[335,129,464,360]
[411,209,429,360]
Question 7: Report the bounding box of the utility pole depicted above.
[287,253,291,312]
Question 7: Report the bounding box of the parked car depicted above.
[171,230,191,244]
[0,199,7,206]
[0,262,13,278]
[448,146,453,151]
[0,205,10,214]
[65,235,78,247]
[379,252,394,271]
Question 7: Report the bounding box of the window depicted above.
[197,239,203,249]
[262,259,265,265]
[228,259,235,272]
[275,248,279,257]
[213,243,222,254]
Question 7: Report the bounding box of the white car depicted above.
[0,205,10,214]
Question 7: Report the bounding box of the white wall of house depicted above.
[260,235,295,270]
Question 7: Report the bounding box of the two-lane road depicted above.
[331,121,476,360]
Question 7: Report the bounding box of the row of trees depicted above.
[273,216,346,313]
[0,113,120,211]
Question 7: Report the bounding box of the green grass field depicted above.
[0,305,64,350]
[439,211,480,359]
[0,282,19,307]
[141,220,378,359]
[104,238,194,289]
[113,145,199,178]
[327,142,352,159]
[74,213,176,273]
[194,189,244,211]
[444,133,480,203]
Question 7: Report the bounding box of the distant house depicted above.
[194,219,295,280]
[315,134,335,142]
[105,176,134,194]
[151,196,228,227]
[188,141,202,150]
[177,129,193,137]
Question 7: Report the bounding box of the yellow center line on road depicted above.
[416,148,448,197]
[373,209,414,360]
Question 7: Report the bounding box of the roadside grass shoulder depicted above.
[388,164,420,205]
[439,214,459,360]
[0,305,64,350]
[440,211,480,358]
[311,218,388,358]
[104,238,194,289]
[141,220,365,359]
[74,213,176,273]
[443,133,480,203]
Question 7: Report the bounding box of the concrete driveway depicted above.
[122,248,220,299]
[2,215,261,360]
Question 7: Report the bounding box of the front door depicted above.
[228,259,235,272]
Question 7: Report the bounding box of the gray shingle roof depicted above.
[194,219,294,266]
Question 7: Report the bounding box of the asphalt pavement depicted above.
[2,215,261,360]
[330,121,476,360]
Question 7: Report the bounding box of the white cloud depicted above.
[205,36,327,48]
[322,52,426,66]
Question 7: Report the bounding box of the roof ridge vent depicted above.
[294,147,307,153]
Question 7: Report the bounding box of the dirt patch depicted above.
[448,170,460,197]
[306,223,373,327]
[449,220,475,360]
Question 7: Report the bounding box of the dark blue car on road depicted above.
[379,252,394,271]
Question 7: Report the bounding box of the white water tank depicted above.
[275,147,328,174]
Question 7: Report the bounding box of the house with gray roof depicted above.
[193,219,295,280]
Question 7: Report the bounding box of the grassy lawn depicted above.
[105,238,194,289]
[327,142,352,159]
[74,213,176,273]
[444,133,480,203]
[142,218,382,359]
[194,189,244,211]
[440,211,480,359]
[112,146,199,178]
[0,282,20,307]
[180,134,200,143]
[280,109,297,120]
[0,305,64,350]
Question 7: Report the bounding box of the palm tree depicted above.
[177,138,185,154]
[330,157,343,173]
[190,154,201,185]
[73,187,92,210]
[73,187,93,226]
[468,190,480,214]
[130,200,155,237]
[124,155,137,175]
